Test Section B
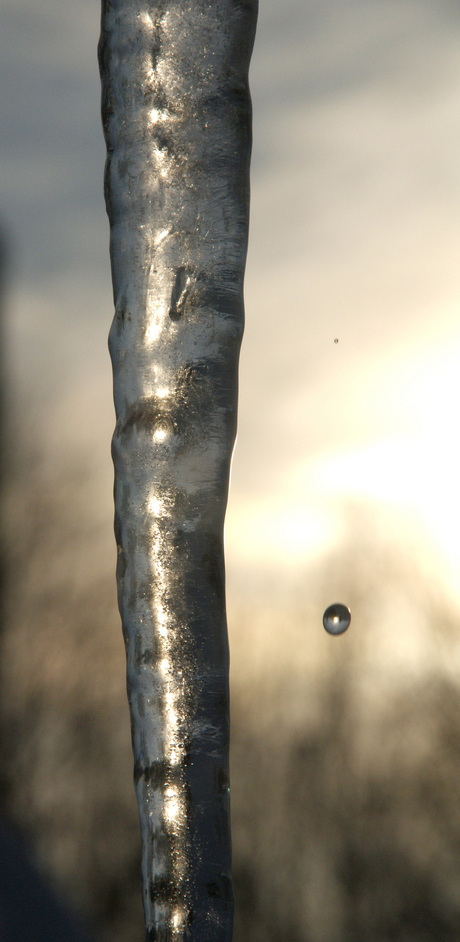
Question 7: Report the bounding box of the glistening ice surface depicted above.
[99,1,257,939]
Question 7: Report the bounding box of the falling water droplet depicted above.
[323,603,351,635]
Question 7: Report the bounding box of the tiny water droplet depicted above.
[323,603,351,635]
[334,338,339,344]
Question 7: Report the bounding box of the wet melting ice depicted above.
[323,603,351,635]
[153,415,175,442]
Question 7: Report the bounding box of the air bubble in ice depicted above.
[323,603,351,635]
[153,415,175,442]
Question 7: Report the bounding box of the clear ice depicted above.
[98,1,258,939]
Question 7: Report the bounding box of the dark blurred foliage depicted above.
[0,228,8,634]
[232,667,460,942]
[1,391,460,942]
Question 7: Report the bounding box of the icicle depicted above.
[98,1,257,938]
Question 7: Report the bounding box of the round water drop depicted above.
[323,603,351,635]
[334,338,339,344]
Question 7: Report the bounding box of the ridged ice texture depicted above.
[98,2,257,939]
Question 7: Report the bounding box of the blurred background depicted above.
[2,0,460,939]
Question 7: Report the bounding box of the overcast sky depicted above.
[2,0,460,602]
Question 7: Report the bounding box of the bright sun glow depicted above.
[226,311,460,598]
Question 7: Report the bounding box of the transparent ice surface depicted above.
[98,1,258,938]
